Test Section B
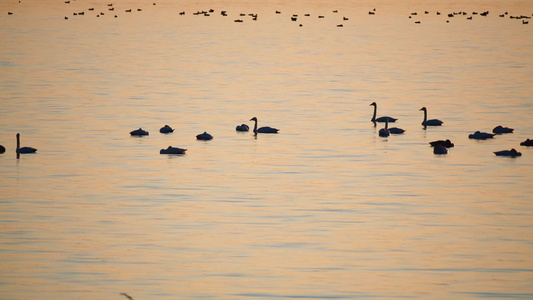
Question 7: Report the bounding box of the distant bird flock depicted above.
[4,3,532,26]
[1,4,530,159]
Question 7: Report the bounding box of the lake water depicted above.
[0,0,532,299]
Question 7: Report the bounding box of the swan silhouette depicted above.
[196,131,213,140]
[378,119,390,137]
[130,128,149,136]
[433,144,448,154]
[16,133,37,154]
[419,107,443,127]
[388,126,405,134]
[159,125,174,133]
[520,139,533,146]
[160,146,187,154]
[492,125,513,134]
[494,148,521,157]
[370,102,397,123]
[235,124,249,132]
[468,131,494,140]
[0,145,5,154]
[250,117,279,134]
[430,139,454,148]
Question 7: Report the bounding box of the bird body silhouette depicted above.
[419,107,443,127]
[160,146,187,154]
[16,133,37,154]
[250,117,279,134]
[370,102,397,123]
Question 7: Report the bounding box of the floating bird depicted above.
[494,149,521,157]
[130,128,149,136]
[250,117,279,134]
[16,133,37,154]
[429,139,454,148]
[0,145,5,154]
[370,102,397,123]
[160,146,187,155]
[378,119,390,137]
[388,126,405,134]
[468,131,494,140]
[196,131,213,140]
[520,139,533,146]
[235,124,249,132]
[492,125,513,134]
[159,125,174,133]
[433,144,448,154]
[419,107,443,127]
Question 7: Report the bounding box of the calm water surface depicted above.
[0,0,532,299]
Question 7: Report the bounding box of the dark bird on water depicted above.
[419,107,443,127]
[492,125,513,134]
[370,102,397,123]
[250,117,279,134]
[520,139,533,146]
[494,149,521,157]
[430,139,454,148]
[16,133,37,154]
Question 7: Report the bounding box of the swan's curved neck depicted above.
[422,109,427,123]
[252,119,258,133]
[372,105,377,122]
[16,134,20,151]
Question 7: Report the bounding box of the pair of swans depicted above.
[236,117,279,134]
[131,125,174,135]
[430,139,453,155]
[378,118,405,137]
[371,102,442,129]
